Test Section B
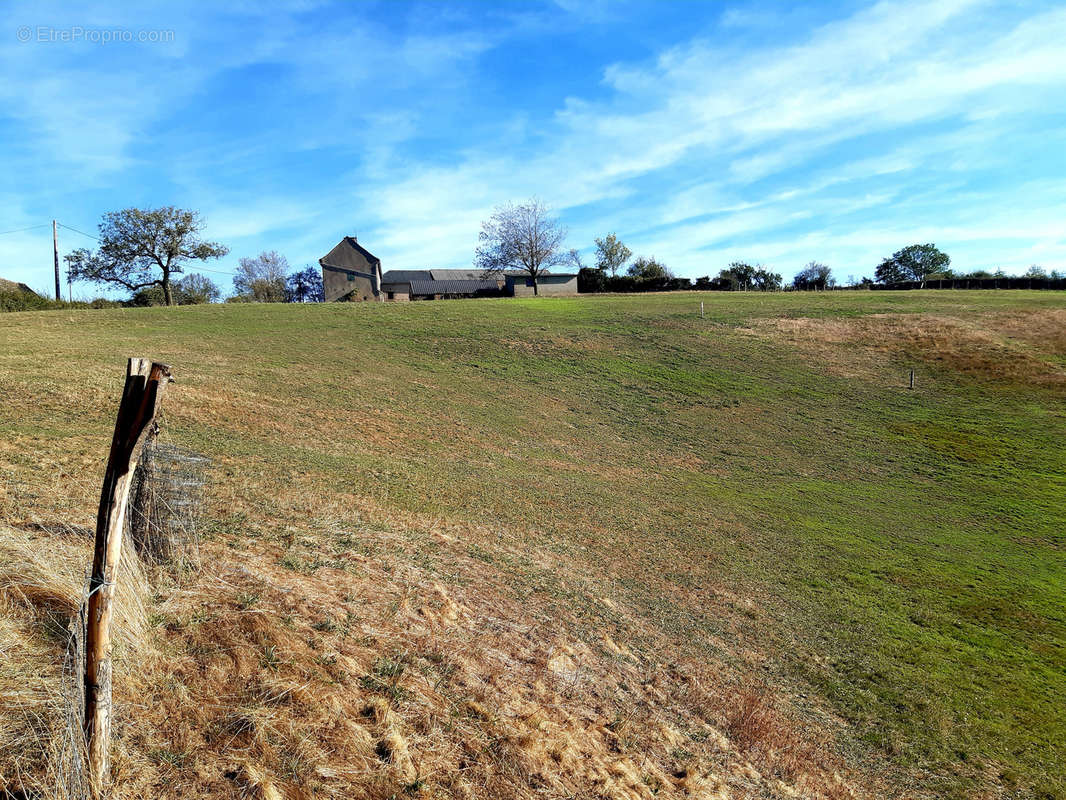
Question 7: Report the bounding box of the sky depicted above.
[1,0,1064,296]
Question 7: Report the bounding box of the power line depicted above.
[0,223,51,236]
[183,266,238,277]
[9,220,241,281]
[55,222,238,277]
[56,222,100,242]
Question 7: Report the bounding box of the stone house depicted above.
[319,237,383,302]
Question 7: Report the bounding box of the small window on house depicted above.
[526,278,535,287]
[347,273,354,281]
[387,291,394,300]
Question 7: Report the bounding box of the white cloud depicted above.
[2,0,1065,289]
[350,0,1066,275]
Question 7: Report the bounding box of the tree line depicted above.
[472,199,1062,295]
[580,239,1062,292]
[36,204,1064,307]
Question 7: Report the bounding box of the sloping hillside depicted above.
[0,277,39,295]
[1,291,1063,799]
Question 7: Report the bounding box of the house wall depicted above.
[321,240,381,301]
[508,274,579,297]
[322,265,376,302]
[381,282,411,302]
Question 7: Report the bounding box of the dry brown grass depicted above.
[724,682,778,753]
[0,495,867,799]
[14,296,1032,798]
[0,525,150,798]
[747,308,1066,386]
[70,490,860,800]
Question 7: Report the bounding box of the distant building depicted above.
[319,237,383,302]
[503,272,579,297]
[383,269,501,301]
[319,237,578,301]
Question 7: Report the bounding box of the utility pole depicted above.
[53,220,61,300]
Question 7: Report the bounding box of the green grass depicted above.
[1,290,1063,797]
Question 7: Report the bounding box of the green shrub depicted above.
[0,290,121,313]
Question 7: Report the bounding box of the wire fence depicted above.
[127,434,210,569]
[55,583,90,800]
[2,427,209,798]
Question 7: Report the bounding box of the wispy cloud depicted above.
[348,0,1066,275]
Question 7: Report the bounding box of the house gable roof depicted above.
[319,237,380,270]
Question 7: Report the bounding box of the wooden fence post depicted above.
[85,358,172,795]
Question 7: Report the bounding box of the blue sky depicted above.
[1,0,1064,295]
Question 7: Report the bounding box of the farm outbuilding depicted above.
[384,269,502,301]
[504,272,578,297]
[319,237,578,301]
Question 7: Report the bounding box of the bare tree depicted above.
[286,266,324,302]
[234,251,289,302]
[65,207,228,306]
[474,198,567,296]
[566,248,586,271]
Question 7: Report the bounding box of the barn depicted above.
[382,269,501,301]
[319,237,578,301]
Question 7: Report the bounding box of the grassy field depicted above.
[0,290,1063,798]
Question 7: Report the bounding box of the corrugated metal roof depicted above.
[380,269,501,283]
[430,269,490,281]
[409,279,500,295]
[381,269,432,283]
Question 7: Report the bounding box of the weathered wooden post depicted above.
[909,369,915,390]
[85,358,172,795]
